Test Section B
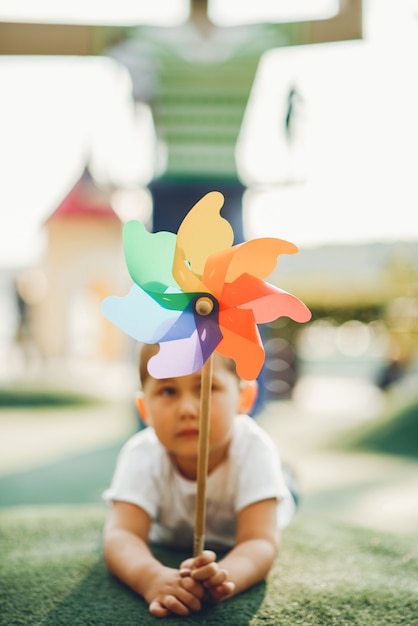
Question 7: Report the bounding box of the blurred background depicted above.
[0,0,417,532]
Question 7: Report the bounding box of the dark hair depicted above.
[138,343,160,387]
[138,343,239,388]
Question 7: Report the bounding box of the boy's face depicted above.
[140,356,244,476]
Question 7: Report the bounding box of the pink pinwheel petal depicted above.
[247,289,312,324]
[221,274,312,324]
[216,308,265,381]
[203,238,298,298]
[173,191,234,292]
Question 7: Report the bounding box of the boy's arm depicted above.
[103,501,205,617]
[218,497,280,594]
[182,497,280,602]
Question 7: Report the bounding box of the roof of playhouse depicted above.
[47,167,119,222]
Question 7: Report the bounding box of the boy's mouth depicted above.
[177,428,199,438]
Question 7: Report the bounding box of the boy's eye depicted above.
[159,386,176,397]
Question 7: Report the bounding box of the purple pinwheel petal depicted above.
[101,284,183,344]
[148,331,206,378]
[149,302,222,378]
[193,298,222,363]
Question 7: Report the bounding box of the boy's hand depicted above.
[145,565,206,617]
[180,550,235,603]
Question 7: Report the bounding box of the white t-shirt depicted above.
[103,414,295,549]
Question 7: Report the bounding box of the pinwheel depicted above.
[102,190,311,554]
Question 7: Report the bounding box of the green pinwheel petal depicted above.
[123,220,178,290]
[149,290,197,311]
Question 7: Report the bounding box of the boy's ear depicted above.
[135,392,150,425]
[238,380,258,415]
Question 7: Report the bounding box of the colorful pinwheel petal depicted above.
[102,191,311,380]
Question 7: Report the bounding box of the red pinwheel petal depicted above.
[203,238,298,298]
[221,274,312,324]
[216,308,265,381]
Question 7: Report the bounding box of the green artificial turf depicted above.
[0,505,416,626]
[0,442,123,507]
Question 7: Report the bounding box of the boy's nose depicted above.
[178,393,199,419]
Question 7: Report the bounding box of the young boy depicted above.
[103,344,295,618]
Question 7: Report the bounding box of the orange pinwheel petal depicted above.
[221,274,312,324]
[173,191,234,292]
[216,307,264,380]
[203,238,298,298]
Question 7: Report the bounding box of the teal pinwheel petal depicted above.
[101,284,184,344]
[123,220,178,291]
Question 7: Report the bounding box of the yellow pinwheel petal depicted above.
[173,191,234,292]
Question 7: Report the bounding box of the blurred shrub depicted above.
[343,396,418,459]
[0,388,98,409]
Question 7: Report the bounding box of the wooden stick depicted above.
[193,354,213,557]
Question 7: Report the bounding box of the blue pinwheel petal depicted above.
[150,298,223,377]
[159,301,197,341]
[101,284,184,343]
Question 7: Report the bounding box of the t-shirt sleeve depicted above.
[234,420,295,528]
[102,430,161,520]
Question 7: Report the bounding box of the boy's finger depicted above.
[148,600,171,617]
[179,550,214,572]
[180,567,192,577]
[160,594,192,616]
[210,581,235,602]
[180,557,194,570]
[203,568,228,588]
[191,562,218,580]
[180,575,206,599]
[191,550,217,568]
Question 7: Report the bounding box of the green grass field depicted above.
[1,505,416,626]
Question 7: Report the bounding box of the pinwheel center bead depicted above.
[195,296,214,317]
